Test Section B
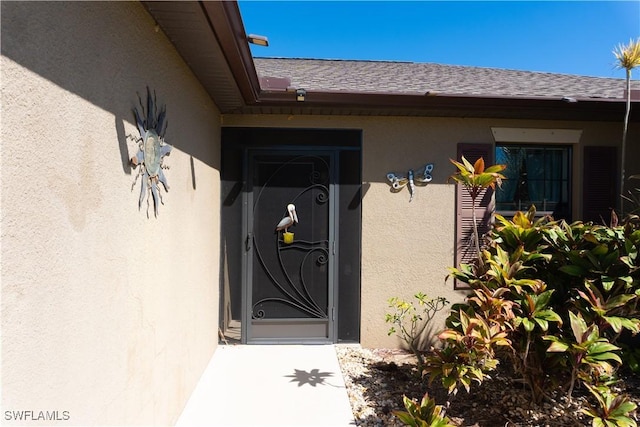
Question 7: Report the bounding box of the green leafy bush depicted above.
[429,208,640,405]
[582,384,637,427]
[545,311,622,398]
[393,392,455,427]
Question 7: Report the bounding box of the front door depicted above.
[244,151,336,343]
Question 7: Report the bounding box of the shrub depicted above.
[386,293,448,370]
[427,208,640,404]
[393,392,456,427]
[582,384,637,427]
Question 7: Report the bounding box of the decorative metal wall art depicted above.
[250,155,330,321]
[128,88,172,217]
[275,203,299,244]
[386,163,434,202]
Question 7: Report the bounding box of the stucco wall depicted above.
[1,2,220,425]
[222,114,633,348]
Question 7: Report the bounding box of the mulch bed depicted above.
[336,346,640,427]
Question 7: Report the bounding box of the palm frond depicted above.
[613,38,640,71]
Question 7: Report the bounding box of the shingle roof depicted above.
[254,57,638,100]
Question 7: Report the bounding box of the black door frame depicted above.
[220,127,362,345]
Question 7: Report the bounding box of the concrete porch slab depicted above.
[176,345,356,426]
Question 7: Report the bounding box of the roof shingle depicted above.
[254,57,638,100]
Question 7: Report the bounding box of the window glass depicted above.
[495,145,571,220]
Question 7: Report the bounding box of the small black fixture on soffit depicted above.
[296,88,306,102]
[247,34,269,47]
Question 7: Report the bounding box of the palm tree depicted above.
[613,38,640,214]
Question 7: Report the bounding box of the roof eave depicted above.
[200,1,261,105]
[147,1,635,122]
[252,90,634,121]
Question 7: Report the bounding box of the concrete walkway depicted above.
[176,345,356,426]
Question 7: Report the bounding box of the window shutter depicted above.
[583,146,617,223]
[455,143,494,289]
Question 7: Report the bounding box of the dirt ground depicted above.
[340,347,640,427]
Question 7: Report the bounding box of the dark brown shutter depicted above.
[455,143,494,289]
[583,146,617,224]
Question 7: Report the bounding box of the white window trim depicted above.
[491,127,582,144]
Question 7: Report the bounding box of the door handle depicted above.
[246,232,253,251]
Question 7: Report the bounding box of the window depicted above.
[495,145,572,220]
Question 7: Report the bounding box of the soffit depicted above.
[141,1,246,113]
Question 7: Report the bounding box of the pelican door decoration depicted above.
[386,163,434,202]
[128,88,172,217]
[276,203,299,244]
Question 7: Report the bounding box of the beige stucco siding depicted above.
[222,114,634,348]
[2,2,220,425]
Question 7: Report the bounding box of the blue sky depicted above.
[239,1,640,79]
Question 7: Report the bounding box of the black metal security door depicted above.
[245,152,336,343]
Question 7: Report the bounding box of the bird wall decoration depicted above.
[386,163,434,202]
[275,203,299,233]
